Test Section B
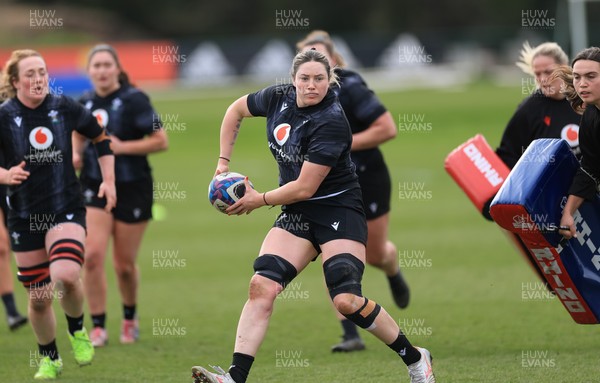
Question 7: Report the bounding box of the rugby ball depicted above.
[208,172,252,213]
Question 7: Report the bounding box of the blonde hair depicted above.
[296,30,346,68]
[0,49,44,101]
[547,65,585,115]
[516,41,569,76]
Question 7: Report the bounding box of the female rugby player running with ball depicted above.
[191,49,435,383]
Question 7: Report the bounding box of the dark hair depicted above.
[87,44,130,86]
[290,49,338,86]
[572,46,600,66]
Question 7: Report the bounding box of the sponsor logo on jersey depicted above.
[274,123,291,146]
[280,102,289,112]
[14,116,22,127]
[93,109,109,128]
[561,124,579,148]
[29,127,54,150]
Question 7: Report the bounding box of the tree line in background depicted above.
[3,0,599,56]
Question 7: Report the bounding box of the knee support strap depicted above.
[253,254,298,287]
[17,262,51,288]
[323,253,365,299]
[344,297,382,330]
[49,239,84,266]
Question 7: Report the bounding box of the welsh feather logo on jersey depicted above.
[29,127,54,150]
[93,109,109,128]
[274,123,291,146]
[561,124,579,148]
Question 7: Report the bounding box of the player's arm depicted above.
[110,129,168,156]
[351,111,396,151]
[216,95,253,175]
[226,161,330,215]
[91,131,117,212]
[559,194,585,239]
[72,131,87,171]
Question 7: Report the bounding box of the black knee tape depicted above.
[17,262,51,289]
[323,253,365,299]
[253,254,298,287]
[49,239,84,266]
[344,297,382,330]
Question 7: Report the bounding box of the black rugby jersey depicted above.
[79,85,159,182]
[334,68,387,167]
[568,105,600,201]
[0,95,104,218]
[247,84,359,200]
[496,89,582,168]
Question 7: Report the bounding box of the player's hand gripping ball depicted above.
[208,172,253,213]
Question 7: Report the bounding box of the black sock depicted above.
[387,332,422,365]
[1,292,20,317]
[39,339,60,361]
[91,313,106,328]
[341,319,359,339]
[228,352,254,383]
[65,314,84,336]
[123,304,136,320]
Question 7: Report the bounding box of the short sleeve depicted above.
[70,97,103,140]
[247,85,282,117]
[128,91,159,135]
[342,74,387,126]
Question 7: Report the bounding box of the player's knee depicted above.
[252,254,297,292]
[83,247,104,271]
[343,297,381,330]
[323,253,364,300]
[29,292,53,312]
[248,274,278,304]
[332,293,363,315]
[114,261,136,281]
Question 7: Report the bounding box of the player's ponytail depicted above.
[548,65,585,115]
[516,41,569,77]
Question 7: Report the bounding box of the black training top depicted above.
[79,85,159,183]
[496,89,582,169]
[568,105,600,201]
[247,84,359,200]
[333,68,388,165]
[0,94,104,218]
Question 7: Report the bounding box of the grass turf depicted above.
[1,81,599,382]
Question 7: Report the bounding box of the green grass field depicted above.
[1,81,599,382]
